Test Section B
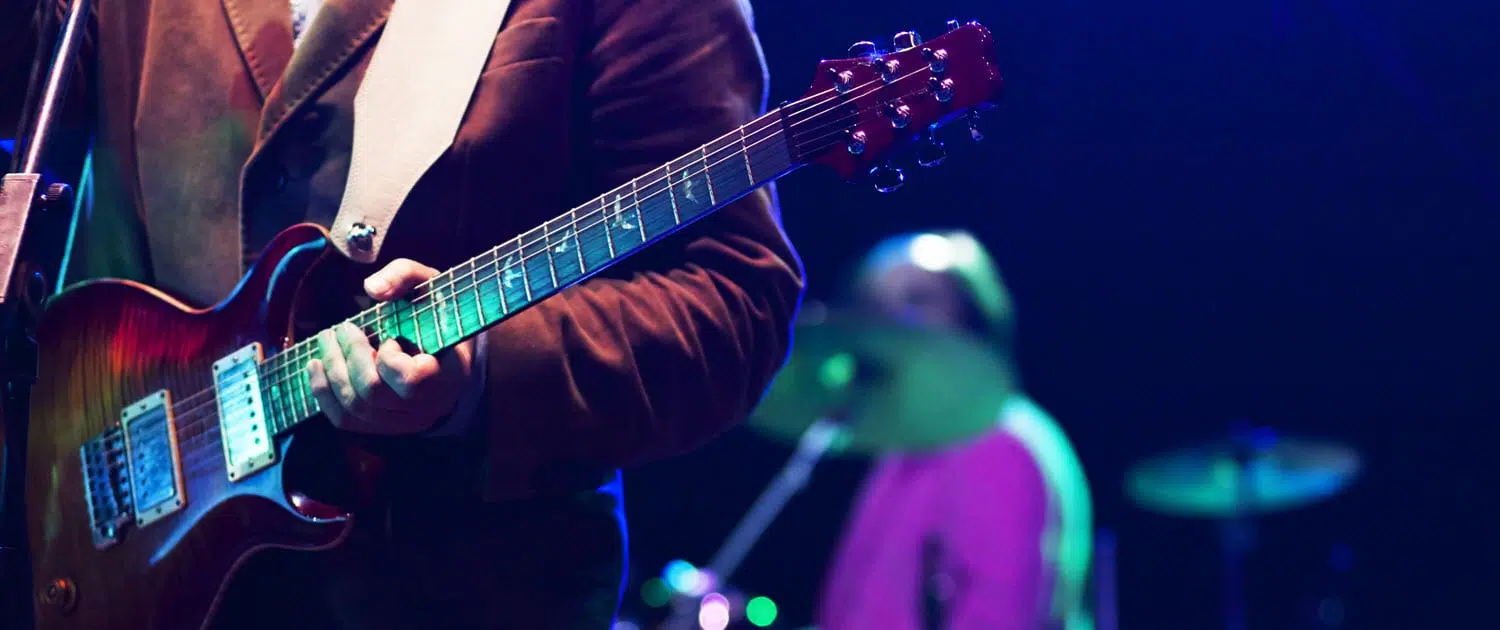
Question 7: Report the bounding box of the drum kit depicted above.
[635,302,1363,630]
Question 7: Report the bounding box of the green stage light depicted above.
[746,596,778,627]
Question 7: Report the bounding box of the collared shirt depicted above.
[289,0,324,45]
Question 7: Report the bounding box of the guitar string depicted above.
[263,69,929,386]
[169,121,888,469]
[146,67,942,467]
[245,67,929,409]
[208,57,935,401]
[148,91,821,424]
[164,125,816,466]
[167,72,932,470]
[244,86,892,424]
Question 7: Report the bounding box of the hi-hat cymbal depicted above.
[748,304,1012,455]
[1126,433,1361,518]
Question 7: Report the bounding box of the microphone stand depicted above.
[661,418,844,630]
[2,0,92,627]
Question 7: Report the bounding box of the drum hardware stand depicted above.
[2,0,92,627]
[1221,421,1259,630]
[662,417,845,630]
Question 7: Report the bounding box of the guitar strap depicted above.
[330,0,516,263]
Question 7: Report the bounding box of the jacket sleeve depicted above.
[474,0,805,496]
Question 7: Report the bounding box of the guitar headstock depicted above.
[781,20,1004,191]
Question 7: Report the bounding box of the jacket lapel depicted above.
[219,0,295,100]
[256,0,396,142]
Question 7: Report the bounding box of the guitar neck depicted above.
[256,109,799,435]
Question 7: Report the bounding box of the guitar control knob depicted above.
[848,41,878,57]
[893,30,923,51]
[871,164,905,193]
[39,577,78,614]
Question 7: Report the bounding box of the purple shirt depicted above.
[817,428,1059,630]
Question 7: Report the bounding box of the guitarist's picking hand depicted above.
[306,258,478,435]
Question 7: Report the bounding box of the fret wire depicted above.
[631,178,646,241]
[665,162,680,223]
[447,272,464,338]
[520,250,533,302]
[602,199,616,257]
[473,258,486,324]
[571,208,586,272]
[412,304,426,354]
[294,355,310,421]
[701,145,717,205]
[266,381,282,434]
[543,222,559,288]
[493,247,509,314]
[739,125,755,183]
[431,291,447,349]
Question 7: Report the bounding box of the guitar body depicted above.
[24,224,356,630]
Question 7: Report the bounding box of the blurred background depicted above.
[3,0,1495,628]
[613,0,1498,629]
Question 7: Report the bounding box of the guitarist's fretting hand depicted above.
[306,258,478,435]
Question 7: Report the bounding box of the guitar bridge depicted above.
[120,390,188,528]
[79,425,132,550]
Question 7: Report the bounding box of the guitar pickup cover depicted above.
[120,389,188,528]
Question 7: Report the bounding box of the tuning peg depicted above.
[846,130,867,155]
[946,19,961,31]
[870,163,905,193]
[848,41,878,57]
[917,131,947,167]
[967,111,984,142]
[892,31,922,51]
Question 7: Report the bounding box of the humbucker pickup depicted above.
[213,343,276,481]
[120,390,187,528]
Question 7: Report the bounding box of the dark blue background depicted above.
[622,0,1498,628]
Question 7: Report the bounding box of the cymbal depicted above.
[1126,434,1361,518]
[748,304,1012,455]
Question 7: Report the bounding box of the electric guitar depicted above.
[24,22,1003,630]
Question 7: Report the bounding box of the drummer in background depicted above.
[815,230,1095,630]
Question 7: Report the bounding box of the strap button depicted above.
[347,222,377,251]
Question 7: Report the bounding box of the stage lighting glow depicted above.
[909,233,954,271]
[664,560,696,592]
[908,232,983,273]
[611,622,640,630]
[698,593,731,630]
[641,578,671,607]
[746,596,778,627]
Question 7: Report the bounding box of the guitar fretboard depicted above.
[255,110,798,435]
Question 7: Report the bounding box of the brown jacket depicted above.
[2,0,804,501]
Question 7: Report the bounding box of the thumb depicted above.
[364,258,440,301]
